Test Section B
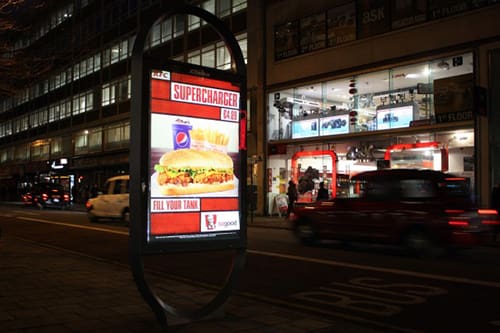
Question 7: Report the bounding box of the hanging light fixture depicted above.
[438,60,450,70]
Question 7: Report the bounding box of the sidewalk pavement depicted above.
[0,204,382,333]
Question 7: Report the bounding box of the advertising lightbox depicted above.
[148,68,243,245]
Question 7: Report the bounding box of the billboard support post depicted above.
[130,2,247,330]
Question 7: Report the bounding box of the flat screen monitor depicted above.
[376,102,418,130]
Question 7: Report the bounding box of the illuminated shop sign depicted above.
[48,158,68,170]
[148,68,242,244]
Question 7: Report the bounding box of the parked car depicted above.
[289,169,498,254]
[85,175,130,223]
[22,183,71,209]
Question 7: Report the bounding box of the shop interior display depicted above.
[266,53,475,214]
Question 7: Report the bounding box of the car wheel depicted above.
[295,220,317,245]
[121,208,130,224]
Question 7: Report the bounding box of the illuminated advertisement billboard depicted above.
[148,68,242,245]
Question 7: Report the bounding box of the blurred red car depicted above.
[289,169,498,253]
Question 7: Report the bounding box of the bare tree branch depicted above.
[0,0,50,97]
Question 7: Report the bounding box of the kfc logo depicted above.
[205,214,217,230]
[200,211,239,232]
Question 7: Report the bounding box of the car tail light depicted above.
[42,193,48,201]
[85,201,93,210]
[445,209,465,214]
[478,209,498,215]
[448,220,469,227]
[477,209,499,226]
[64,194,70,202]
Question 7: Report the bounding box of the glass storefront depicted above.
[266,52,475,215]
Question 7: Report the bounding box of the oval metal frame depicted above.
[129,1,247,329]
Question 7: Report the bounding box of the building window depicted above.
[88,127,102,152]
[74,130,89,155]
[174,15,185,38]
[102,83,114,106]
[201,45,215,67]
[0,121,12,138]
[73,90,94,115]
[188,14,200,31]
[62,98,72,119]
[31,140,50,161]
[49,98,72,123]
[188,49,201,65]
[50,137,63,155]
[232,0,247,12]
[102,36,131,68]
[151,21,162,47]
[216,40,231,69]
[29,108,48,129]
[13,115,29,134]
[217,0,231,17]
[49,104,60,123]
[104,121,130,150]
[161,18,173,43]
[111,44,120,63]
[237,32,247,64]
[0,147,14,164]
[102,75,131,106]
[15,143,30,161]
[267,52,474,141]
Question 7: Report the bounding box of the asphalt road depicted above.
[1,204,500,333]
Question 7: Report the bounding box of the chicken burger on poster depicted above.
[154,148,235,195]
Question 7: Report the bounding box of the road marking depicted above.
[247,249,500,289]
[16,216,128,235]
[235,289,423,333]
[12,210,40,216]
[14,216,500,289]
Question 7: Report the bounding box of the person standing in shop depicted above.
[316,181,329,201]
[287,180,298,217]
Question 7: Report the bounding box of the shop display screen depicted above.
[376,104,415,130]
[148,68,242,245]
[320,114,349,136]
[292,118,319,138]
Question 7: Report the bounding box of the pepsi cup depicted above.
[172,122,192,150]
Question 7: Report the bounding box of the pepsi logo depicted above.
[176,132,189,147]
